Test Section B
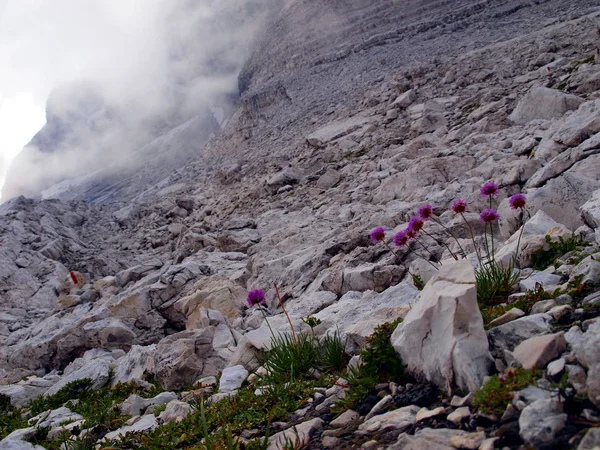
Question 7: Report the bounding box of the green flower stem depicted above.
[431,216,468,259]
[460,212,483,265]
[414,236,440,262]
[421,227,459,260]
[259,307,276,339]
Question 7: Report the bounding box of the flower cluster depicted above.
[247,289,265,307]
[370,181,528,263]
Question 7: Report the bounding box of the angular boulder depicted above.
[508,87,583,125]
[154,328,227,390]
[391,260,493,393]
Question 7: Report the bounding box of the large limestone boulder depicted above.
[154,328,227,390]
[565,321,600,408]
[508,86,583,125]
[174,276,247,325]
[391,260,493,393]
[46,359,111,396]
[525,154,600,230]
[582,187,600,229]
[111,345,156,386]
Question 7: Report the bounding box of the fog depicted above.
[0,0,271,201]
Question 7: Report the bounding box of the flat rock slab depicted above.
[268,418,323,450]
[512,332,567,370]
[306,116,371,148]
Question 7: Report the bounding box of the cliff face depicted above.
[2,1,600,448]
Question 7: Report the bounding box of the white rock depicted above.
[547,358,566,377]
[519,399,567,446]
[268,418,323,450]
[219,365,249,392]
[158,400,192,423]
[508,86,583,125]
[582,188,600,229]
[358,405,420,433]
[512,332,567,370]
[392,260,493,392]
[103,414,159,441]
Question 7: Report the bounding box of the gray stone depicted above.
[392,260,493,393]
[391,89,416,109]
[508,86,584,125]
[519,271,562,292]
[519,399,567,446]
[0,441,46,450]
[577,428,600,450]
[330,409,358,428]
[582,188,600,229]
[306,116,371,148]
[512,332,567,370]
[103,414,159,441]
[268,418,323,450]
[219,365,249,393]
[447,406,470,424]
[154,328,227,390]
[112,345,156,386]
[158,400,193,423]
[358,405,420,433]
[46,359,110,396]
[487,314,553,359]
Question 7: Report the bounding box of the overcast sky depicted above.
[0,0,264,200]
[0,1,166,196]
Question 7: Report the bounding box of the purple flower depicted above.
[451,199,468,214]
[393,230,409,247]
[247,289,265,307]
[499,373,507,382]
[406,227,417,239]
[370,227,386,244]
[408,216,425,233]
[480,181,500,198]
[417,204,433,220]
[509,193,527,210]
[480,208,500,224]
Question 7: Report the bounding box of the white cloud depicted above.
[0,0,268,201]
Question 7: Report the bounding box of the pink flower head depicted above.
[405,227,417,239]
[408,216,425,233]
[499,373,507,382]
[393,230,409,247]
[417,204,433,220]
[247,289,265,307]
[451,199,468,214]
[480,181,500,198]
[370,227,386,244]
[480,208,500,224]
[509,193,527,210]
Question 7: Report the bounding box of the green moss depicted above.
[481,283,557,327]
[531,233,585,270]
[342,318,409,410]
[473,368,537,416]
[0,394,28,440]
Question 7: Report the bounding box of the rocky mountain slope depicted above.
[3,1,600,449]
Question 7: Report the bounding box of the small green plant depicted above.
[301,316,322,330]
[343,318,409,409]
[260,333,321,384]
[473,368,537,416]
[411,272,425,291]
[476,258,521,306]
[481,283,555,326]
[319,331,348,373]
[28,379,94,417]
[531,233,585,270]
[0,394,28,440]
